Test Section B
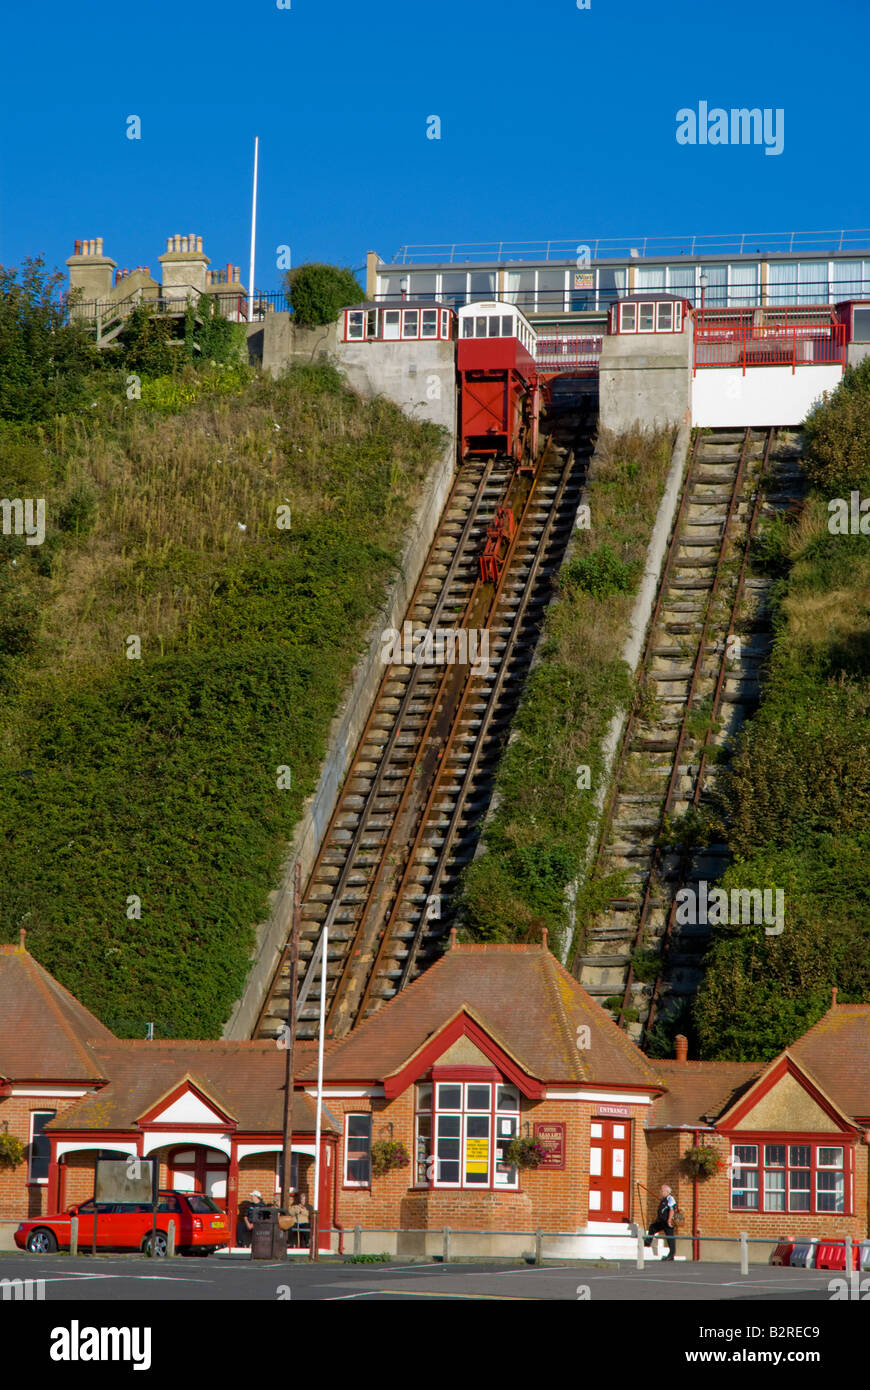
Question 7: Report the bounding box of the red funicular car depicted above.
[14,1190,230,1257]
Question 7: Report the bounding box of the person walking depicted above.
[237,1188,265,1248]
[645,1184,677,1260]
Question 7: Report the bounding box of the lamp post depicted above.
[699,270,708,319]
[400,275,409,303]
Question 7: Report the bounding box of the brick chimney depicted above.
[675,1034,688,1063]
[158,232,210,301]
[66,236,116,306]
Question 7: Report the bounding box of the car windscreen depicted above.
[185,1194,222,1214]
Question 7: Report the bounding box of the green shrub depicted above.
[0,258,96,421]
[562,543,637,599]
[284,263,365,327]
[803,359,870,494]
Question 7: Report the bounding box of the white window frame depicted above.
[638,302,656,332]
[417,1081,520,1191]
[440,309,450,337]
[343,1112,372,1188]
[619,302,637,333]
[382,309,401,340]
[421,308,438,338]
[402,309,419,339]
[28,1110,56,1184]
[656,302,674,332]
[346,310,365,341]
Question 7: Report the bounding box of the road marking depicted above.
[325,1289,530,1300]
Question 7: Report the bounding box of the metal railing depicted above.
[392,229,870,264]
[694,322,846,373]
[535,334,604,371]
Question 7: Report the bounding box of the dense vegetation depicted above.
[0,260,444,1036]
[694,362,870,1059]
[283,263,365,327]
[458,427,675,957]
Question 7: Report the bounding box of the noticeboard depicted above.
[94,1156,158,1206]
[534,1122,566,1170]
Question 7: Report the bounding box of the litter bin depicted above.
[251,1206,287,1260]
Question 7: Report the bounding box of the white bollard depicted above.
[739,1231,749,1275]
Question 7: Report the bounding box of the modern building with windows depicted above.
[365,229,870,332]
[2,937,868,1259]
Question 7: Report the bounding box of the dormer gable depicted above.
[137,1075,237,1129]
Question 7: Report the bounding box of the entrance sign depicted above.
[534,1122,566,1170]
[596,1104,632,1118]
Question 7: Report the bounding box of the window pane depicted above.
[378,275,405,302]
[537,270,566,311]
[764,1170,785,1212]
[667,266,695,302]
[733,1145,758,1165]
[437,1114,461,1139]
[789,1168,811,1211]
[416,1083,432,1111]
[465,1115,490,1184]
[496,1085,519,1112]
[29,1112,56,1182]
[635,267,666,292]
[474,316,487,336]
[441,273,468,308]
[466,1085,491,1111]
[765,1145,785,1167]
[503,270,535,308]
[790,1145,811,1168]
[638,304,655,331]
[853,308,870,341]
[437,1084,461,1110]
[416,1113,432,1183]
[818,1147,844,1167]
[501,315,513,336]
[469,272,496,298]
[347,311,364,339]
[409,273,437,302]
[346,1113,371,1184]
[462,318,473,337]
[402,310,419,337]
[817,1171,844,1212]
[729,262,758,306]
[656,303,673,331]
[438,1160,460,1183]
[620,304,637,331]
[421,309,438,336]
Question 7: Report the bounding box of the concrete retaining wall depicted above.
[692,364,842,427]
[222,434,457,1039]
[599,330,693,432]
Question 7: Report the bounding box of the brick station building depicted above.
[2,937,869,1259]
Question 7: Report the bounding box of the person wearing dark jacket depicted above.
[644,1184,677,1260]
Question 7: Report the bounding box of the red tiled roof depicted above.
[789,1004,870,1117]
[45,1041,339,1134]
[0,946,114,1082]
[650,1060,762,1127]
[297,944,663,1090]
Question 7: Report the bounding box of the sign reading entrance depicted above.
[596,1104,632,1118]
[534,1122,566,1170]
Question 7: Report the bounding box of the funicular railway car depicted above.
[456,301,539,462]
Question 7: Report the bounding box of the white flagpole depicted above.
[311,923,327,1259]
[248,136,259,322]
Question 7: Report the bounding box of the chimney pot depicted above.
[675,1034,689,1063]
[74,239,82,255]
[96,237,103,255]
[196,235,203,253]
[19,927,26,950]
[449,927,457,950]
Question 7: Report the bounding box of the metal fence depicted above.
[536,334,604,371]
[694,322,846,372]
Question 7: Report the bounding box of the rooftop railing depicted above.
[391,230,870,265]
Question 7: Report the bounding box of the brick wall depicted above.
[0,1094,89,1220]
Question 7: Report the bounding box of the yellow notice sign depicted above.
[466,1139,489,1172]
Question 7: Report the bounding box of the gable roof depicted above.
[715,1050,858,1133]
[0,945,115,1083]
[297,944,663,1092]
[789,1003,870,1117]
[46,1041,338,1135]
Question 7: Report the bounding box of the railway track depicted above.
[571,424,804,1045]
[256,405,595,1041]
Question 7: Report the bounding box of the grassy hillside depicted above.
[694,364,870,1059]
[0,349,444,1036]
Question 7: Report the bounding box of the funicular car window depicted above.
[421,309,438,336]
[501,316,513,336]
[475,316,487,336]
[157,1195,182,1213]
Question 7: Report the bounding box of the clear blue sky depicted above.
[1,0,868,289]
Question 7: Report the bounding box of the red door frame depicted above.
[588,1117,632,1223]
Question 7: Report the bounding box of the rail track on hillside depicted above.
[256,406,595,1042]
[571,425,804,1046]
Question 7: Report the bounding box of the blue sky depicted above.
[1,0,868,289]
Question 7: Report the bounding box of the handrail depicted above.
[392,228,870,264]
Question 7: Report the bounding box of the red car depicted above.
[15,1190,230,1257]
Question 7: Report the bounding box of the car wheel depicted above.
[142,1231,168,1258]
[26,1229,58,1254]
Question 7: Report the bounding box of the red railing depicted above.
[535,335,603,372]
[694,322,846,373]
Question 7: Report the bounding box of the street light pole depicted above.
[279,862,301,1213]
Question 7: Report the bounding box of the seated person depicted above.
[286,1190,310,1246]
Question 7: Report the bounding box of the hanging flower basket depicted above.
[0,1134,25,1169]
[503,1136,548,1171]
[683,1145,725,1179]
[370,1140,411,1177]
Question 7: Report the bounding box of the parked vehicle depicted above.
[14,1190,229,1256]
